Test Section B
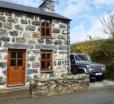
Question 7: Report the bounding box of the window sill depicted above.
[40,70,53,73]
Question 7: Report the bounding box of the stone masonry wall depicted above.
[0,9,70,86]
[29,74,89,96]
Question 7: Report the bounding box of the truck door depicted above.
[70,54,77,74]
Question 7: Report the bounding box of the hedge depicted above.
[106,64,114,80]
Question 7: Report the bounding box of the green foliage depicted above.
[106,64,114,80]
[71,38,114,64]
[71,40,101,55]
[71,40,105,63]
[92,38,114,64]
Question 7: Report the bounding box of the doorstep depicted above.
[0,84,31,100]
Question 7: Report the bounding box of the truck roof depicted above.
[70,53,89,56]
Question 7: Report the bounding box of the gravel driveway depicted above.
[90,80,114,88]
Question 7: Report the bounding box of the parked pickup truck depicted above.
[70,53,106,80]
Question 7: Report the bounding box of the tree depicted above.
[101,13,114,38]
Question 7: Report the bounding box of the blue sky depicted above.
[3,0,114,43]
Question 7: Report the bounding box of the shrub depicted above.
[106,64,114,80]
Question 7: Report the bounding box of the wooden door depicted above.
[7,49,26,86]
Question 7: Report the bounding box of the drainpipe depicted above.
[67,22,71,75]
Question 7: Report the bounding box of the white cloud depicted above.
[70,25,88,43]
[87,20,109,40]
[71,15,111,43]
[93,0,114,5]
[63,2,81,18]
[56,0,90,18]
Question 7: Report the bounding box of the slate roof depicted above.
[0,1,71,21]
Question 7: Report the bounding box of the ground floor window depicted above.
[40,50,53,72]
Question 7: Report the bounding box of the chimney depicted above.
[39,0,54,12]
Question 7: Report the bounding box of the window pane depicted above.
[18,52,23,58]
[41,61,46,69]
[17,59,22,66]
[42,53,46,59]
[11,52,16,58]
[41,22,45,26]
[46,28,50,36]
[46,22,49,27]
[41,28,45,36]
[47,53,50,59]
[11,59,16,66]
[46,61,51,70]
[46,20,50,23]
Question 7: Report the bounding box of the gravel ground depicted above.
[0,86,114,104]
[0,80,114,104]
[90,80,114,88]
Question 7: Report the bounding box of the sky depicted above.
[2,0,114,43]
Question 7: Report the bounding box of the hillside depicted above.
[71,39,114,64]
[71,40,103,55]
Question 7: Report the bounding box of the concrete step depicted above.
[0,86,31,100]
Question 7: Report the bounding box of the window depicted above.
[41,18,51,38]
[41,50,53,72]
[76,55,91,61]
[10,50,23,66]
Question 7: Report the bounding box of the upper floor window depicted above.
[41,18,51,38]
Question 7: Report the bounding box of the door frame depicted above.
[7,49,26,87]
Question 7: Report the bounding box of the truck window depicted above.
[70,55,75,64]
[76,55,91,61]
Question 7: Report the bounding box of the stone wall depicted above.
[0,9,70,86]
[29,74,89,96]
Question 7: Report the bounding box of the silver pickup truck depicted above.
[70,53,106,81]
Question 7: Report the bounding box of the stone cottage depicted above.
[0,0,70,87]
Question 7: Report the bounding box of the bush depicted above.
[106,64,114,80]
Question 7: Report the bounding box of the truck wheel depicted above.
[71,69,77,75]
[77,69,85,74]
[90,76,96,82]
[96,76,103,81]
